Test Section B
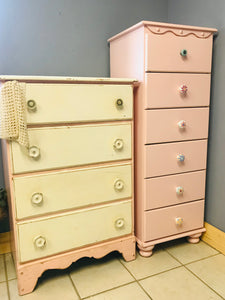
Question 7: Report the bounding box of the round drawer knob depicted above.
[177,120,186,129]
[175,217,183,226]
[31,192,43,205]
[113,139,124,150]
[27,99,37,111]
[179,84,188,95]
[176,186,184,195]
[115,218,125,229]
[180,49,188,57]
[28,146,40,159]
[116,99,123,107]
[114,179,124,191]
[177,154,185,162]
[33,236,46,248]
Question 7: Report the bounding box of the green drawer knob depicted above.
[27,99,37,112]
[116,99,123,107]
[180,49,188,57]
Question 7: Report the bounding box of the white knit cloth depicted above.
[0,81,29,148]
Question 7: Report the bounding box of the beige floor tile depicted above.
[165,240,218,264]
[0,282,8,300]
[120,249,181,280]
[8,273,78,300]
[186,254,225,298]
[87,282,150,300]
[0,254,6,282]
[140,266,223,300]
[5,253,16,280]
[70,255,134,298]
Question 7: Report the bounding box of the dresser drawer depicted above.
[145,32,213,72]
[13,163,132,219]
[17,200,132,262]
[26,84,133,124]
[144,200,204,241]
[145,170,206,210]
[145,108,209,144]
[145,73,211,108]
[10,123,132,174]
[145,140,207,178]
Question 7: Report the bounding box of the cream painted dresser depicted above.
[109,21,217,256]
[0,75,136,295]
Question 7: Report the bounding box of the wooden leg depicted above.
[137,244,154,257]
[187,232,202,244]
[17,266,41,295]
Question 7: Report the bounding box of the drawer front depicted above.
[144,200,204,241]
[145,73,211,108]
[145,108,209,144]
[145,170,206,210]
[11,123,132,174]
[26,84,133,124]
[145,140,207,178]
[145,32,213,72]
[17,200,132,262]
[14,163,132,219]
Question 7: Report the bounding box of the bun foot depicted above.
[138,244,154,257]
[187,233,202,244]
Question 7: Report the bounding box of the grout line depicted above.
[118,257,153,300]
[68,273,82,300]
[184,253,221,266]
[3,254,11,300]
[164,247,224,299]
[183,265,225,299]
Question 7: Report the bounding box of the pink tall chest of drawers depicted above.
[0,75,136,295]
[108,21,217,256]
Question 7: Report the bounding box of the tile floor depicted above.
[0,239,225,299]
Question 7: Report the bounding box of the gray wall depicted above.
[168,0,225,232]
[0,0,168,231]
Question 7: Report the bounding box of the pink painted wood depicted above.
[108,21,217,257]
[144,170,206,210]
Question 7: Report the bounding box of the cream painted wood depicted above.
[145,31,213,72]
[10,123,132,174]
[144,170,206,210]
[145,73,211,108]
[13,163,132,219]
[145,108,209,144]
[26,84,133,124]
[145,140,207,178]
[144,200,204,241]
[17,200,132,262]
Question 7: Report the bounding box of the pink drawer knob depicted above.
[176,186,184,195]
[175,217,183,226]
[177,120,186,129]
[179,84,188,95]
[114,179,124,191]
[33,236,46,248]
[31,192,43,205]
[177,154,185,162]
[115,218,125,229]
[113,139,124,150]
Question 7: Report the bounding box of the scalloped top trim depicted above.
[146,26,213,39]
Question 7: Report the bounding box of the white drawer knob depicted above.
[176,186,184,195]
[115,218,125,229]
[179,85,188,95]
[175,217,183,226]
[31,193,43,205]
[177,120,186,129]
[27,99,37,112]
[33,236,46,248]
[113,139,124,150]
[177,154,185,162]
[114,179,124,191]
[29,146,40,159]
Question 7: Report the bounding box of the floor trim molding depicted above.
[202,222,225,255]
[0,231,11,254]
